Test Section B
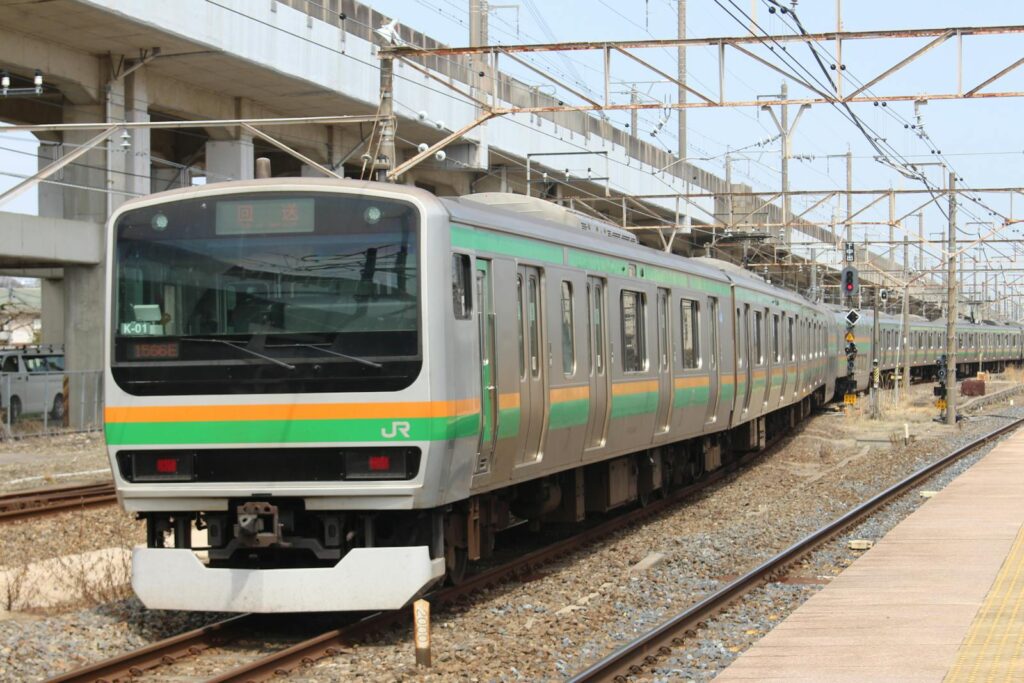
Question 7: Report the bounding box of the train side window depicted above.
[527,274,541,377]
[708,297,719,370]
[680,298,700,369]
[772,314,781,363]
[593,283,605,376]
[736,309,744,369]
[621,290,647,372]
[787,317,794,361]
[561,281,575,377]
[516,275,525,379]
[657,290,670,371]
[753,310,764,365]
[451,253,472,320]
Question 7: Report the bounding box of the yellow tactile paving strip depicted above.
[945,524,1024,682]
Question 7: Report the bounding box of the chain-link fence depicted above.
[0,370,103,437]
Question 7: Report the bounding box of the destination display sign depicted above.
[215,198,316,235]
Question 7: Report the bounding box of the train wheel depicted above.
[445,544,468,585]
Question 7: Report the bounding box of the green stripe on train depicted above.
[673,385,710,407]
[497,407,521,439]
[105,415,481,445]
[452,223,728,294]
[550,399,590,429]
[611,391,658,419]
[452,224,564,262]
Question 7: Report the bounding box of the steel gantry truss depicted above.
[385,23,1024,112]
[377,21,1024,212]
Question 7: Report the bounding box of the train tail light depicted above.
[156,457,178,474]
[129,452,194,482]
[345,450,413,480]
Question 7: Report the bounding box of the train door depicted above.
[743,304,754,415]
[517,265,546,464]
[704,296,720,425]
[654,288,673,434]
[584,276,609,449]
[732,306,743,420]
[475,260,497,474]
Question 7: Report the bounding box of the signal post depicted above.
[841,242,859,408]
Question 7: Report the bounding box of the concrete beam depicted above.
[0,28,101,104]
[0,212,102,265]
[0,268,64,279]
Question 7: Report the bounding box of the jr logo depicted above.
[381,421,411,439]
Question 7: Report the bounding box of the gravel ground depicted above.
[0,600,223,680]
[0,431,108,494]
[1,378,1021,682]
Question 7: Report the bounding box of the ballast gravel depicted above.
[1,379,1021,682]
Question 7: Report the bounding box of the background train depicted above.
[104,179,1024,612]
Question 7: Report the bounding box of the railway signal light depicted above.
[841,267,859,297]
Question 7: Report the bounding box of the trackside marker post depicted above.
[413,598,431,667]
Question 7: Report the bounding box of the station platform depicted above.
[717,426,1024,683]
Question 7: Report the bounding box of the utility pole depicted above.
[469,0,488,46]
[677,0,686,161]
[871,289,880,419]
[630,86,639,137]
[725,151,734,229]
[377,55,396,182]
[945,173,958,425]
[845,148,853,245]
[780,81,789,246]
[902,235,911,404]
[888,190,895,265]
[469,0,489,111]
[810,247,818,301]
[917,212,924,273]
[761,82,809,248]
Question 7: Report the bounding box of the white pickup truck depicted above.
[0,345,66,421]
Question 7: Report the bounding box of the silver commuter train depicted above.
[103,179,1022,612]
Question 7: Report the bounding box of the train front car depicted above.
[104,179,459,612]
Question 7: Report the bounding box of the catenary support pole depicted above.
[946,173,958,424]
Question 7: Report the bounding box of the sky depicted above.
[1,0,1021,282]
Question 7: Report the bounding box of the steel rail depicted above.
[568,416,1024,682]
[0,482,116,522]
[201,463,749,683]
[46,466,727,683]
[45,614,256,683]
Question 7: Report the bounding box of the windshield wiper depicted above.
[181,337,296,370]
[266,343,383,369]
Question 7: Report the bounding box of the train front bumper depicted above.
[132,546,445,612]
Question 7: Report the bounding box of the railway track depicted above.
[0,481,116,522]
[568,415,1024,682]
[49,409,1022,683]
[48,447,767,683]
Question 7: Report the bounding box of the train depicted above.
[103,178,1023,612]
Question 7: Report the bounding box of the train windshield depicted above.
[111,191,421,395]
